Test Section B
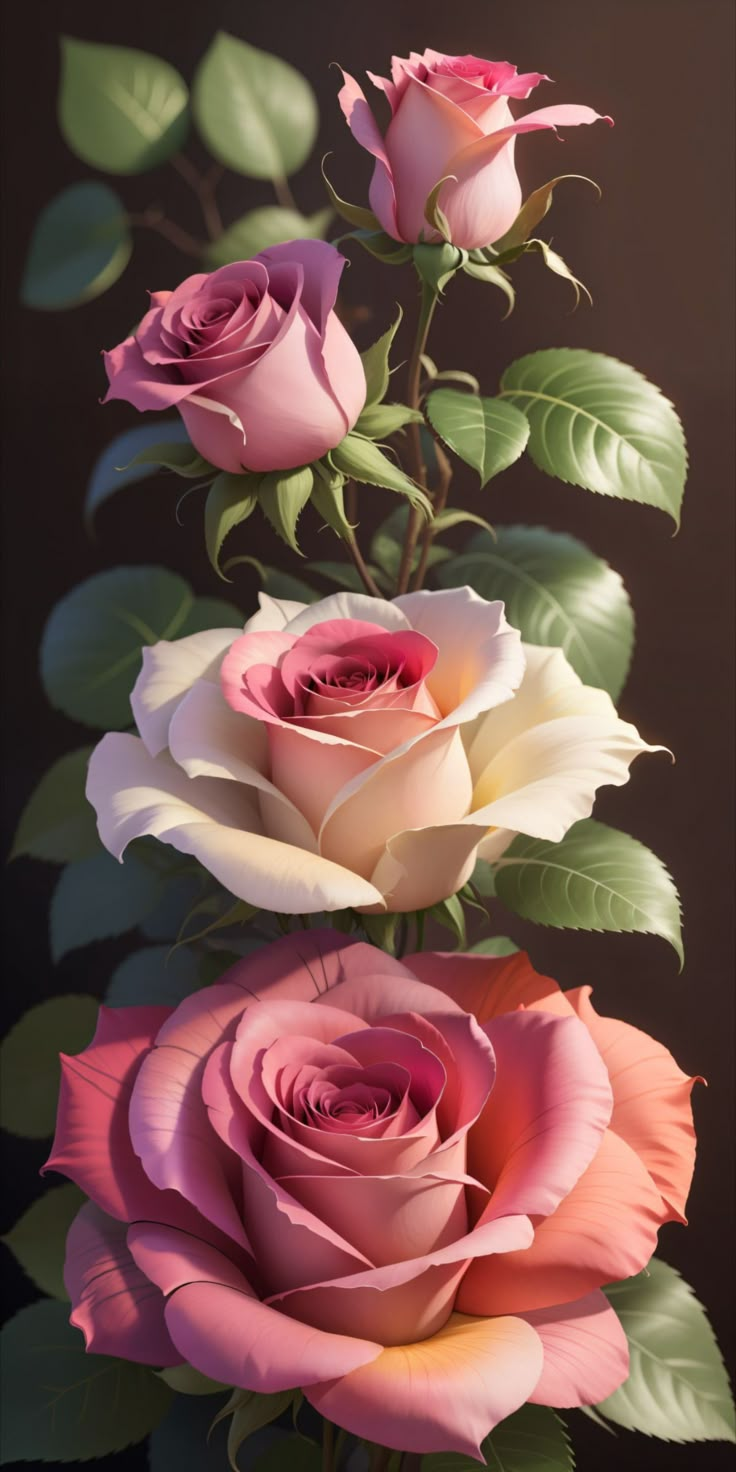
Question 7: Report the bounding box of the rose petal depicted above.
[394,588,525,725]
[131,628,240,757]
[522,1292,629,1408]
[404,949,572,1024]
[65,1203,179,1365]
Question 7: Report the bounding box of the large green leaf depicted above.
[598,1259,736,1442]
[438,525,634,700]
[21,182,132,310]
[499,349,687,527]
[0,996,98,1139]
[192,33,318,179]
[426,389,530,487]
[40,566,220,730]
[206,207,332,268]
[105,944,221,1008]
[422,1406,573,1469]
[0,1299,172,1463]
[49,850,165,962]
[2,1184,86,1300]
[59,38,188,173]
[493,819,683,965]
[11,748,98,864]
[148,1392,234,1470]
[85,420,191,528]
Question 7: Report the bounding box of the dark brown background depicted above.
[1,1,734,1468]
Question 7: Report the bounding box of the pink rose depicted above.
[46,933,698,1457]
[339,49,611,250]
[103,240,366,473]
[87,588,657,915]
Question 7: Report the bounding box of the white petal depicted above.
[131,628,240,757]
[245,593,308,632]
[394,587,525,725]
[284,591,411,635]
[368,823,482,913]
[467,644,613,776]
[86,733,384,913]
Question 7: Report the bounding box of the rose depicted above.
[339,49,611,250]
[103,240,366,473]
[86,587,658,915]
[46,932,699,1457]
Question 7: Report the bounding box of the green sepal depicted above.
[124,439,216,478]
[360,912,398,952]
[423,176,454,241]
[321,157,383,231]
[462,258,516,315]
[497,236,591,308]
[173,895,259,954]
[347,228,414,264]
[205,471,260,578]
[310,477,354,540]
[210,1388,299,1472]
[413,242,467,294]
[330,434,432,516]
[360,307,403,407]
[432,508,495,537]
[493,173,601,254]
[259,465,315,553]
[355,402,424,438]
[156,1365,229,1396]
[427,892,467,948]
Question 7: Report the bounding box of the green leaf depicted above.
[493,818,683,965]
[428,893,467,948]
[124,438,215,478]
[0,1299,172,1463]
[437,525,635,700]
[21,182,132,310]
[2,1184,86,1299]
[40,566,204,730]
[462,259,516,315]
[413,242,467,294]
[205,206,332,268]
[259,466,315,553]
[494,174,601,253]
[499,349,687,528]
[193,33,317,179]
[11,748,98,864]
[468,935,519,956]
[426,389,530,488]
[252,1436,321,1471]
[598,1259,736,1443]
[59,38,188,173]
[156,1365,228,1396]
[50,851,164,962]
[360,308,403,407]
[205,472,260,577]
[85,420,192,528]
[422,1406,572,1470]
[331,435,431,516]
[0,995,98,1139]
[322,162,382,232]
[308,561,379,594]
[223,561,319,602]
[105,944,221,1008]
[149,1393,237,1471]
[432,509,494,536]
[179,596,244,635]
[355,402,423,438]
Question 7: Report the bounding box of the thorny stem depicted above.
[129,208,205,259]
[272,173,299,211]
[396,282,439,595]
[410,435,453,590]
[347,533,383,599]
[172,153,225,239]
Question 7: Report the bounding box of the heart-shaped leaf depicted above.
[421,1405,573,1469]
[493,819,683,965]
[192,33,317,178]
[85,420,191,528]
[59,38,188,173]
[2,1184,86,1300]
[437,525,634,700]
[206,207,332,268]
[426,389,530,487]
[0,995,98,1139]
[49,850,166,962]
[11,747,99,864]
[21,182,132,310]
[499,349,687,527]
[598,1259,736,1443]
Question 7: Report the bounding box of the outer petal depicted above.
[65,1203,179,1366]
[306,1312,544,1457]
[338,69,400,238]
[131,628,241,757]
[394,588,525,726]
[284,592,411,637]
[568,987,700,1222]
[87,733,384,912]
[244,593,308,632]
[523,1292,629,1407]
[469,1010,612,1218]
[405,949,572,1024]
[460,1128,662,1315]
[258,240,346,334]
[103,335,196,412]
[368,821,482,912]
[128,1225,382,1391]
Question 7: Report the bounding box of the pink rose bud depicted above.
[339,49,611,250]
[103,240,367,473]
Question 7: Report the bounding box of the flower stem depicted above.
[410,435,453,591]
[172,154,224,240]
[346,530,384,598]
[273,174,298,211]
[129,209,205,259]
[396,282,439,595]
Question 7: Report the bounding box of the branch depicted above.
[128,208,206,259]
[172,154,225,240]
[411,436,453,590]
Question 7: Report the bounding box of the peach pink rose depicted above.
[339,49,611,249]
[103,240,366,473]
[46,933,699,1457]
[86,588,658,915]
